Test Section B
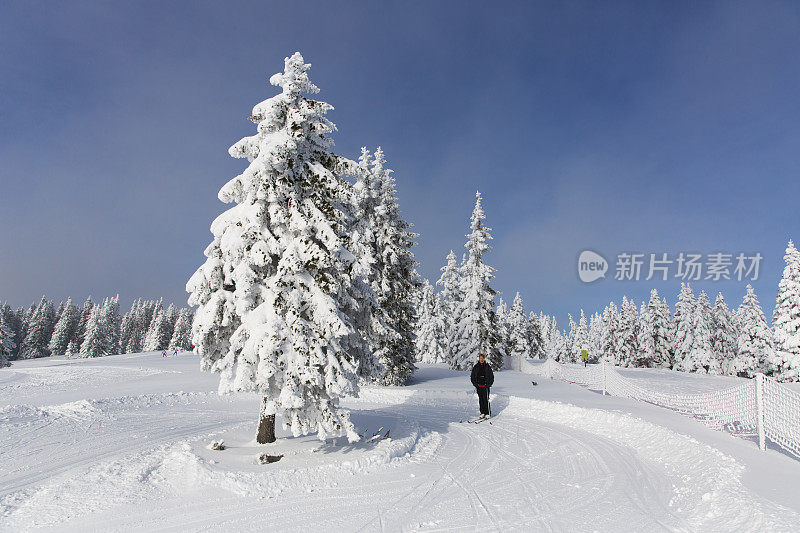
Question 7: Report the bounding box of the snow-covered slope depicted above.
[1,353,799,531]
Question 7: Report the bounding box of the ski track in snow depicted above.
[1,356,798,532]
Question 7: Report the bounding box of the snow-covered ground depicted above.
[2,354,800,531]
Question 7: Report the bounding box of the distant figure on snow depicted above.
[470,353,494,419]
[173,349,178,356]
[581,349,589,367]
[161,350,167,358]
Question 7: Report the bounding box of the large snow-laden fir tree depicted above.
[348,147,418,385]
[187,52,367,444]
[733,284,775,378]
[772,240,800,381]
[414,280,447,363]
[450,191,502,370]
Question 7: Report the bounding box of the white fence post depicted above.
[602,359,607,396]
[756,373,766,452]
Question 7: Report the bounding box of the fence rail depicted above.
[522,358,800,460]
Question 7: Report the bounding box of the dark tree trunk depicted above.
[256,396,276,444]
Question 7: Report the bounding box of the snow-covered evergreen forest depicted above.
[483,241,800,383]
[0,296,193,361]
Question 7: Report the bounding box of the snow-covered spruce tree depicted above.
[125,301,148,354]
[616,297,639,367]
[711,293,737,375]
[437,250,462,364]
[573,310,590,362]
[672,283,695,371]
[647,290,673,368]
[119,299,139,354]
[450,191,502,370]
[48,297,79,356]
[0,308,16,367]
[79,306,108,358]
[414,280,447,363]
[543,316,564,360]
[100,295,121,355]
[187,52,369,444]
[601,302,620,364]
[506,293,531,366]
[73,297,95,351]
[144,308,173,352]
[20,296,53,359]
[773,240,800,381]
[3,306,23,360]
[347,147,418,384]
[564,314,576,363]
[528,311,544,359]
[635,301,655,367]
[679,290,718,374]
[169,308,193,350]
[588,312,604,363]
[733,284,775,378]
[495,298,511,362]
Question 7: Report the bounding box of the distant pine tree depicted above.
[711,293,737,375]
[79,306,108,358]
[772,240,800,381]
[528,312,544,359]
[414,280,447,363]
[20,296,53,359]
[636,301,655,367]
[74,297,95,351]
[733,284,775,377]
[48,297,79,356]
[100,295,122,355]
[169,308,193,350]
[437,250,462,364]
[617,297,639,367]
[601,302,620,364]
[0,308,16,367]
[507,293,531,365]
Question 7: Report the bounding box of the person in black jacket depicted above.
[470,353,494,418]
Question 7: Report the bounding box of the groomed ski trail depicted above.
[1,356,798,531]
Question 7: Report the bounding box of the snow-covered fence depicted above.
[526,358,800,460]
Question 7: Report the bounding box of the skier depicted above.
[161,350,167,358]
[581,349,588,367]
[470,353,494,419]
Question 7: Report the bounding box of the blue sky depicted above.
[1,1,799,325]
